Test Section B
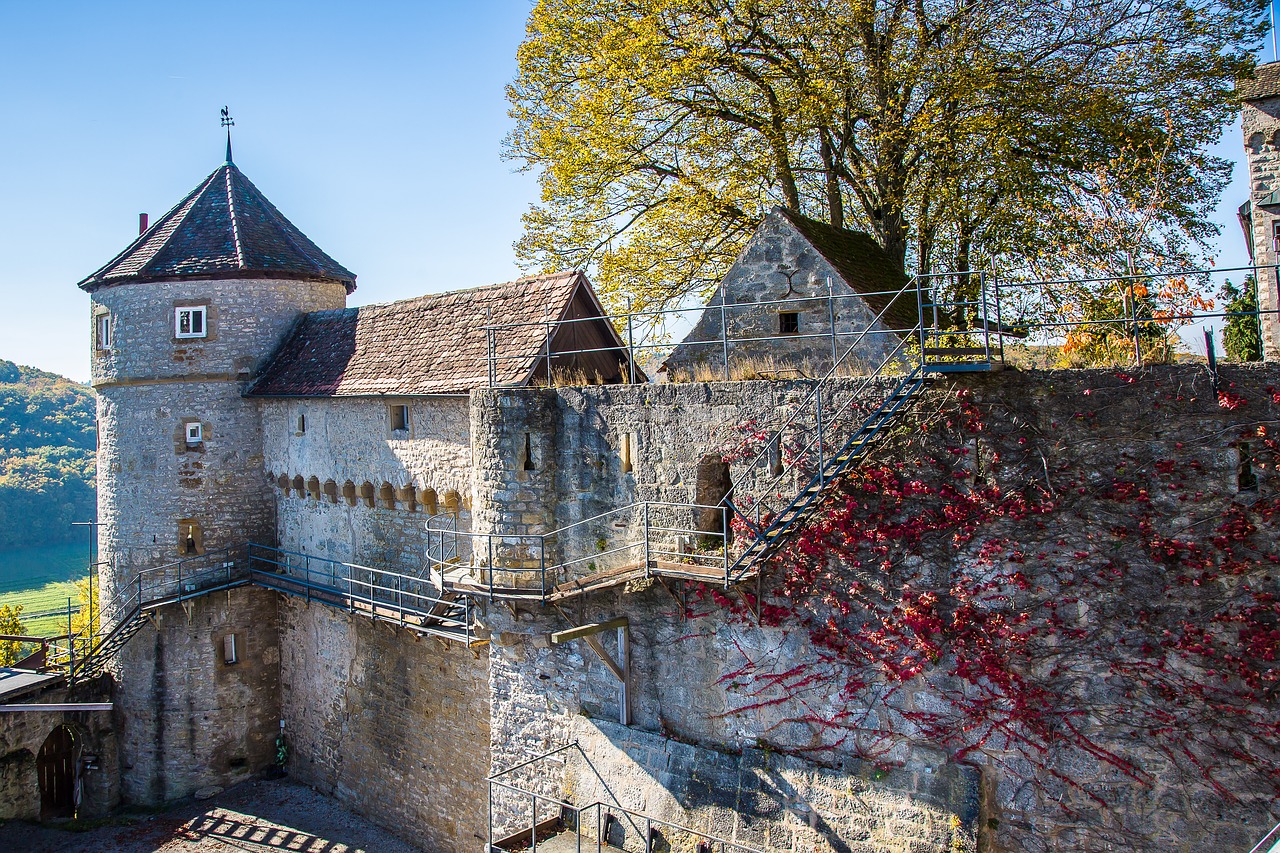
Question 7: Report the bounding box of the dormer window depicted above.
[176,306,207,339]
[95,313,112,350]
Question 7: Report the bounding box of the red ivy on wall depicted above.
[700,371,1280,839]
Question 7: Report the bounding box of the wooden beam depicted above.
[582,633,624,681]
[549,616,628,645]
[550,617,632,726]
[0,703,113,712]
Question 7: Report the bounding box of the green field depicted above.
[0,541,92,637]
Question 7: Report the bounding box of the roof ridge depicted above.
[225,166,245,268]
[345,271,581,313]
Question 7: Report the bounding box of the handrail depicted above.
[722,276,920,500]
[1246,820,1280,853]
[488,741,763,853]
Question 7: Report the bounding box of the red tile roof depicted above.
[248,272,594,396]
[79,162,356,292]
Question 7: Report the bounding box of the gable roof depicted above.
[248,272,631,397]
[79,162,356,292]
[775,208,918,329]
[1238,61,1280,102]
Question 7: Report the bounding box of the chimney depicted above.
[139,213,149,235]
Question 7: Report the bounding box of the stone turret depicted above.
[79,150,354,803]
[1239,61,1280,360]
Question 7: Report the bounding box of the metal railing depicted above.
[246,543,472,642]
[993,264,1278,366]
[1247,820,1280,853]
[427,502,730,601]
[484,284,922,388]
[488,742,762,853]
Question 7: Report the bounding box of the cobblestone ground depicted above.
[0,778,426,853]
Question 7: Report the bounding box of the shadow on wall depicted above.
[563,717,980,852]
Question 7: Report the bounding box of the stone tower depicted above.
[79,148,355,803]
[1240,61,1280,361]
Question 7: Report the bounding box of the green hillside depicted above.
[0,359,96,550]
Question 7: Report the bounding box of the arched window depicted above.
[420,488,439,515]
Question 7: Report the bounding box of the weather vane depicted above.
[221,106,235,163]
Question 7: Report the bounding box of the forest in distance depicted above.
[0,358,96,552]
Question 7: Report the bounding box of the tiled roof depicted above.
[1238,62,1280,101]
[776,208,918,330]
[248,272,588,396]
[79,162,356,292]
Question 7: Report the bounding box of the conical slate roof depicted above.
[79,161,356,292]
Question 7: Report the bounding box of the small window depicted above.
[223,634,239,665]
[390,404,409,434]
[296,414,306,436]
[621,432,634,474]
[95,313,111,350]
[175,306,207,339]
[1240,443,1259,492]
[523,432,536,471]
[185,422,203,445]
[177,519,204,556]
[779,312,800,335]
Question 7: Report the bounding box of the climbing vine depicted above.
[696,368,1280,847]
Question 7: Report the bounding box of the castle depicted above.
[1,70,1279,851]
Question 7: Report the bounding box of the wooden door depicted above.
[37,725,76,819]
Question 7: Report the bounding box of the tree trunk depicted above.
[820,132,844,229]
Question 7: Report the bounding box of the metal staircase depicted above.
[64,543,478,682]
[723,364,931,582]
[70,547,248,683]
[429,274,1003,601]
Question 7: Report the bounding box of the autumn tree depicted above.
[0,604,27,667]
[1221,276,1263,361]
[508,0,1266,316]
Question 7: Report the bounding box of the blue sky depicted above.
[0,0,1267,380]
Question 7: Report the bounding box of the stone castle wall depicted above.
[278,597,490,853]
[1242,96,1280,359]
[478,366,1280,852]
[470,378,896,585]
[260,396,472,573]
[115,588,281,804]
[91,275,345,805]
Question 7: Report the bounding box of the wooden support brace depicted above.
[549,617,630,726]
[549,616,628,645]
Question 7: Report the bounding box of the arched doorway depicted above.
[694,454,733,546]
[37,725,77,820]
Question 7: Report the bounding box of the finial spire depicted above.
[220,106,235,163]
